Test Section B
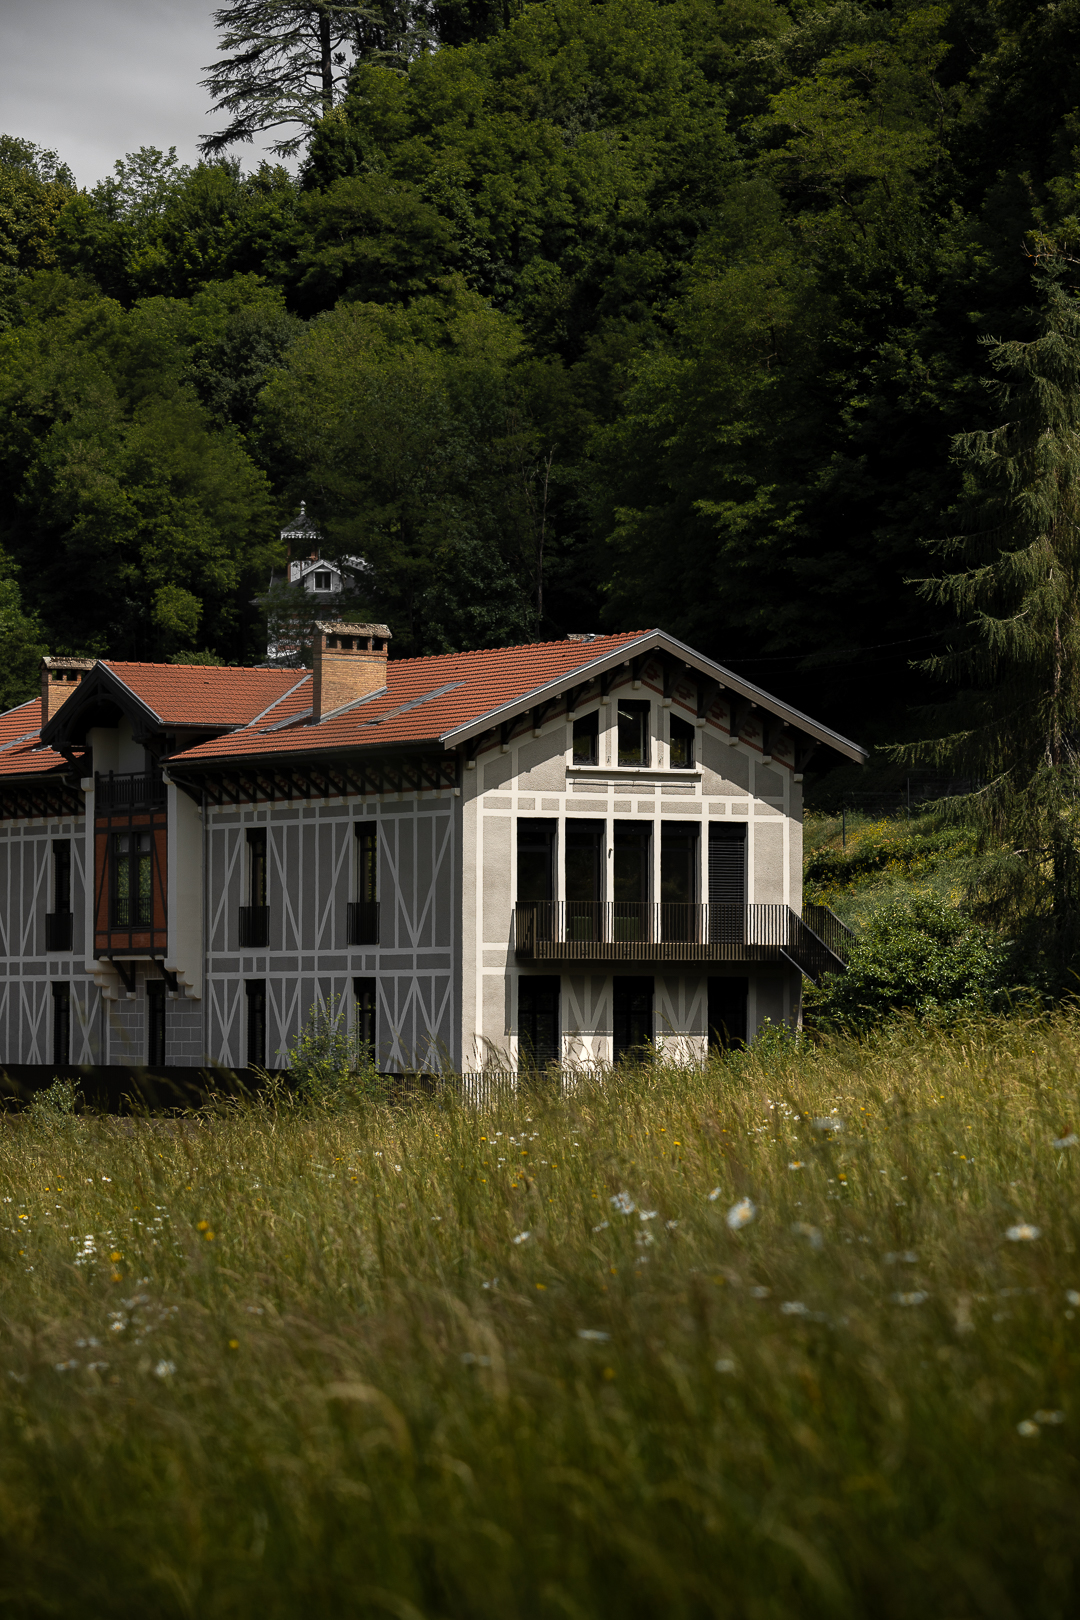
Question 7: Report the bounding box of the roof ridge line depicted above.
[241,672,312,731]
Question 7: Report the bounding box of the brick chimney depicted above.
[41,657,96,726]
[312,623,391,720]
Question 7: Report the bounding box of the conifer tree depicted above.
[199,1,430,156]
[906,261,1080,973]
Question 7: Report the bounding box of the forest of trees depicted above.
[3,0,1080,748]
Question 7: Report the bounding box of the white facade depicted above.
[0,635,860,1081]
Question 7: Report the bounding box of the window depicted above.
[355,825,377,905]
[661,823,698,942]
[53,840,71,912]
[113,831,152,926]
[349,825,379,945]
[565,820,602,942]
[246,981,267,1069]
[708,977,748,1050]
[354,977,377,1060]
[613,976,653,1061]
[517,820,555,902]
[52,983,70,1066]
[147,979,166,1067]
[313,570,332,591]
[46,840,73,950]
[518,976,560,1068]
[240,830,269,948]
[669,714,695,768]
[617,700,650,767]
[248,829,267,907]
[613,822,650,942]
[572,711,599,766]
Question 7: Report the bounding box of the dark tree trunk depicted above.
[320,8,333,113]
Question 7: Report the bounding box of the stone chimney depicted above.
[41,657,96,726]
[312,623,391,720]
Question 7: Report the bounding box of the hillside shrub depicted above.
[807,895,1010,1031]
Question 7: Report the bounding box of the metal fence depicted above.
[514,902,850,977]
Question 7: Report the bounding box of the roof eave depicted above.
[165,736,442,773]
[40,662,163,748]
[436,630,868,763]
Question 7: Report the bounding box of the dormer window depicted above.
[669,713,695,768]
[572,711,598,766]
[313,570,332,591]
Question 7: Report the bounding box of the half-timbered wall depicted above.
[465,661,803,1066]
[205,794,459,1072]
[0,815,103,1065]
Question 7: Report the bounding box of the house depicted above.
[0,628,865,1081]
[267,504,368,665]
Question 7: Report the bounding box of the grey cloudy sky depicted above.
[1,1,293,187]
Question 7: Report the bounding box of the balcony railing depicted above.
[347,901,380,946]
[95,770,167,812]
[239,906,270,949]
[513,902,852,982]
[45,910,73,952]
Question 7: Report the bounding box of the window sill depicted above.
[567,766,702,782]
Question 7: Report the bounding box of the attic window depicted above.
[670,714,695,768]
[327,636,339,649]
[372,639,384,653]
[314,570,332,591]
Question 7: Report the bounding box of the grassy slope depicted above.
[804,811,978,931]
[1,1021,1079,1617]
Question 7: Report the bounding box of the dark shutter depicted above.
[708,824,747,905]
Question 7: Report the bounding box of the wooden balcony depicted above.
[513,903,853,982]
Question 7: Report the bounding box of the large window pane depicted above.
[565,821,602,941]
[517,820,555,902]
[661,825,697,904]
[564,821,602,903]
[613,823,650,903]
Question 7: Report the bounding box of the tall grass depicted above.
[2,1014,1080,1618]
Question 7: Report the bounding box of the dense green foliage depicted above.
[6,1,1080,709]
[2,1017,1080,1616]
[807,893,1009,1029]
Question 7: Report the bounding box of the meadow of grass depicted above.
[2,1015,1080,1618]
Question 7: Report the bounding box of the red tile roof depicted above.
[169,633,647,764]
[166,631,641,764]
[0,699,69,778]
[0,630,868,783]
[101,662,306,727]
[0,635,645,781]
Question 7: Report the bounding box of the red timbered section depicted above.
[93,785,168,960]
